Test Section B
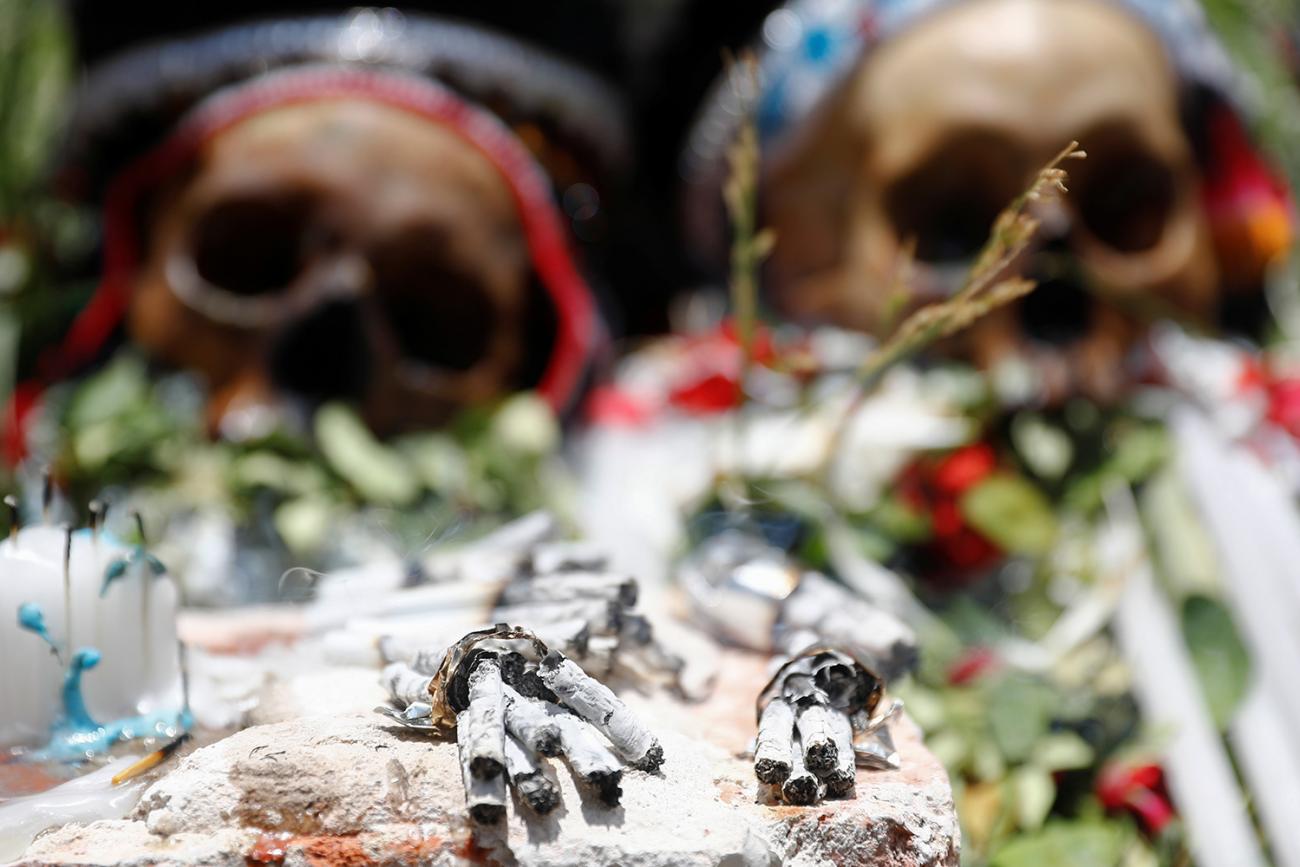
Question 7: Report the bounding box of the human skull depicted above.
[765,0,1220,400]
[129,99,532,437]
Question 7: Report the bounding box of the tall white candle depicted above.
[0,524,181,750]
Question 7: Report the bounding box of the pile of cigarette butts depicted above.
[381,624,664,824]
[372,525,907,821]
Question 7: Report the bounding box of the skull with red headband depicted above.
[20,8,626,445]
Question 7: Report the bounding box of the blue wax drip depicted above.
[17,601,60,658]
[16,540,186,762]
[37,707,192,762]
[60,648,102,731]
[101,548,167,597]
[34,643,191,761]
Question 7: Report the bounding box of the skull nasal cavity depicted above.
[192,194,314,296]
[1018,277,1093,346]
[270,299,371,402]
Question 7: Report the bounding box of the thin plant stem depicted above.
[817,142,1086,482]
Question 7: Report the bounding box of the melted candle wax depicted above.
[0,524,184,756]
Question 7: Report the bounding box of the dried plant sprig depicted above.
[722,51,775,403]
[819,142,1085,475]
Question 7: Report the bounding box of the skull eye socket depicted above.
[1071,134,1177,253]
[190,192,318,297]
[371,229,500,373]
[884,135,1022,264]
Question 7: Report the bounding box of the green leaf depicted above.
[275,497,335,556]
[960,474,1057,556]
[992,821,1128,867]
[1031,732,1094,772]
[1010,413,1073,481]
[864,494,931,543]
[65,354,148,428]
[400,433,470,495]
[315,403,419,506]
[1109,424,1169,483]
[987,674,1057,763]
[1181,594,1250,729]
[1010,766,1056,831]
[972,739,1008,782]
[489,393,559,457]
[926,729,970,772]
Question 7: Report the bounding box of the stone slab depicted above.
[19,651,958,867]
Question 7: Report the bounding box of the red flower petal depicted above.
[931,499,964,537]
[1268,378,1300,437]
[933,443,997,495]
[947,646,1002,686]
[668,372,742,415]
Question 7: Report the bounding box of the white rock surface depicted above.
[20,652,958,867]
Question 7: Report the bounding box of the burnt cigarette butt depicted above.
[458,706,507,824]
[460,656,506,781]
[795,701,838,774]
[553,714,624,807]
[754,697,795,784]
[824,708,856,797]
[504,734,560,815]
[539,650,663,772]
[503,684,563,757]
[781,734,825,806]
[500,571,637,608]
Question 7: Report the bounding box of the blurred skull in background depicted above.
[132,99,531,437]
[45,12,627,440]
[684,0,1291,402]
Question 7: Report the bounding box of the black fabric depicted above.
[68,1,624,79]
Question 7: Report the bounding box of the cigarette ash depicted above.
[378,623,664,826]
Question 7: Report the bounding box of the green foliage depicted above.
[1181,594,1251,730]
[991,820,1129,867]
[961,475,1058,556]
[47,352,570,559]
[0,0,70,217]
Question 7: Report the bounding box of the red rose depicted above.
[1096,761,1175,834]
[933,443,997,495]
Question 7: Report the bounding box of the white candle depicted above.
[0,524,181,749]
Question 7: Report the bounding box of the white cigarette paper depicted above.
[382,663,432,708]
[459,657,506,780]
[795,701,838,773]
[824,709,856,796]
[553,713,623,806]
[539,651,663,771]
[530,542,608,575]
[503,684,562,756]
[754,697,795,784]
[492,599,618,633]
[499,572,637,607]
[458,719,507,825]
